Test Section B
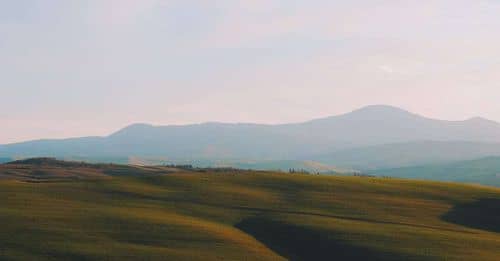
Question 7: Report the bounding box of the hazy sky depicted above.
[1,0,500,144]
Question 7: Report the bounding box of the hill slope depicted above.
[370,156,500,187]
[0,158,182,182]
[317,141,500,170]
[0,161,499,260]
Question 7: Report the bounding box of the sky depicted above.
[1,0,500,144]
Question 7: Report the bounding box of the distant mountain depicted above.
[0,157,12,164]
[3,105,500,168]
[370,157,500,187]
[316,141,500,170]
[296,106,500,145]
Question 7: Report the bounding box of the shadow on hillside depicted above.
[235,217,405,261]
[442,198,500,233]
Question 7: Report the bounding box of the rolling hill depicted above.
[317,141,500,170]
[133,158,350,174]
[0,160,499,260]
[370,156,500,187]
[3,106,500,169]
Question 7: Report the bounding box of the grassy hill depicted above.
[370,156,500,187]
[15,157,351,175]
[1,160,499,260]
[180,159,350,174]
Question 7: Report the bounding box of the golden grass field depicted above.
[0,160,499,260]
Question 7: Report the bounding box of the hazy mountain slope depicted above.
[316,141,500,170]
[0,137,106,157]
[0,157,11,164]
[105,123,322,159]
[370,157,500,187]
[284,105,500,147]
[3,105,500,163]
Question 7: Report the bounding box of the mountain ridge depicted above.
[110,105,491,133]
[3,105,500,170]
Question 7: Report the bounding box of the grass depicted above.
[0,162,500,260]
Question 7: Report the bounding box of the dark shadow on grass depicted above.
[235,217,407,261]
[442,198,500,233]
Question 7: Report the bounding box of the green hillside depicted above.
[370,157,500,187]
[44,156,349,174]
[1,161,499,260]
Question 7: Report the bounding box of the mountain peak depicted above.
[351,105,412,114]
[467,116,488,122]
[464,116,498,126]
[342,105,418,120]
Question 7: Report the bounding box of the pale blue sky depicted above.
[1,0,500,143]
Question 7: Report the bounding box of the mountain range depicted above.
[2,105,500,171]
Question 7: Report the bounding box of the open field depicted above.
[1,160,499,260]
